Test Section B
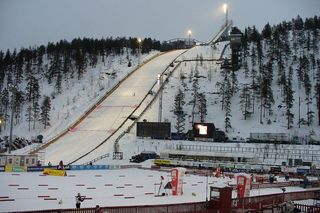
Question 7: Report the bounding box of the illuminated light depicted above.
[223,4,228,14]
[198,125,208,135]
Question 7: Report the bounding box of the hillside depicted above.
[1,16,320,156]
[140,17,320,143]
[0,37,160,152]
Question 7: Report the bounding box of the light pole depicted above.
[187,30,192,47]
[157,74,163,122]
[137,38,142,65]
[223,3,228,26]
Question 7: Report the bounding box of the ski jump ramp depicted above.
[38,50,185,165]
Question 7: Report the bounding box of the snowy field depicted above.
[0,166,310,212]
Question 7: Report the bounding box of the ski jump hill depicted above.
[31,50,186,165]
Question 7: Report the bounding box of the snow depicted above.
[32,50,186,165]
[0,166,312,212]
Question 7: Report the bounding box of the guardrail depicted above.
[9,189,320,213]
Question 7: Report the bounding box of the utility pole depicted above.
[158,74,163,122]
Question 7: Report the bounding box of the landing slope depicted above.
[43,50,185,165]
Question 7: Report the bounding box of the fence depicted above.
[14,189,320,213]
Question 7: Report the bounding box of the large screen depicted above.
[193,123,215,138]
[136,122,171,139]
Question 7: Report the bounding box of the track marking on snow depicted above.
[44,198,57,201]
[0,199,15,202]
[114,194,124,197]
[37,196,50,198]
[17,188,29,190]
[8,184,19,186]
[48,188,58,190]
[76,184,85,186]
[124,196,135,199]
[38,184,48,186]
[104,184,113,186]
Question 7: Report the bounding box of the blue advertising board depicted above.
[70,165,110,170]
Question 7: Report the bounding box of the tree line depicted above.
[237,15,320,130]
[0,37,161,135]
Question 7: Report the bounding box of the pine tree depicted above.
[40,96,51,129]
[239,84,252,120]
[224,78,232,132]
[285,66,294,129]
[174,89,186,133]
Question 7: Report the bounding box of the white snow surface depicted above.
[0,166,311,212]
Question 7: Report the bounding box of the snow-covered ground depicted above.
[0,165,311,212]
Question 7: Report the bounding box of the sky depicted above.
[0,0,319,51]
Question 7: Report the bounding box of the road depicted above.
[42,50,186,165]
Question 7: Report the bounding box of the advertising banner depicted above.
[5,165,27,172]
[43,168,67,176]
[171,167,186,196]
[236,174,251,198]
[69,165,110,170]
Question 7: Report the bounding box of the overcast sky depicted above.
[0,0,319,51]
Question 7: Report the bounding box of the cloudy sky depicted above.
[0,0,319,51]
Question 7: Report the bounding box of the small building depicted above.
[0,154,38,167]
